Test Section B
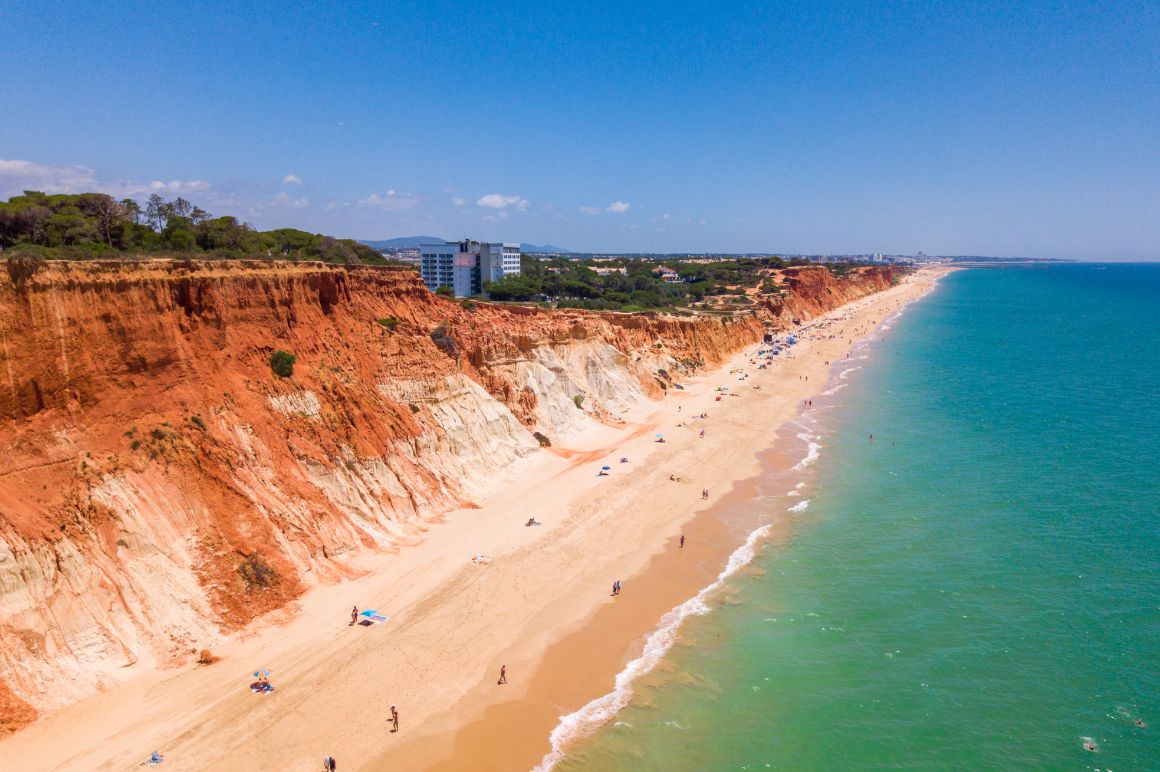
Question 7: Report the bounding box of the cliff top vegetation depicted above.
[0,190,402,266]
[483,255,890,313]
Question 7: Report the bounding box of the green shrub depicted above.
[269,349,296,378]
[189,415,206,431]
[573,394,585,409]
[376,317,399,332]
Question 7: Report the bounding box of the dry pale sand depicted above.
[0,268,948,771]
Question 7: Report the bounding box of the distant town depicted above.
[366,236,1050,300]
[373,236,1036,310]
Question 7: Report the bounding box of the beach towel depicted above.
[357,610,390,624]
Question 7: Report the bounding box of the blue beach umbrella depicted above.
[601,466,611,470]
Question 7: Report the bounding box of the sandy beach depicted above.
[0,267,948,771]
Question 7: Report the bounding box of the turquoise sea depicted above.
[558,264,1160,770]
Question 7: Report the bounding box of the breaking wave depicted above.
[534,523,773,771]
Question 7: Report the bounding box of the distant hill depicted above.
[521,243,572,254]
[359,236,445,250]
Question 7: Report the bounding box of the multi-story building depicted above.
[419,240,521,297]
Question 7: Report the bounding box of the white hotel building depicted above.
[419,240,521,297]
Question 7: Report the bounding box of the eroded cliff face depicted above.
[761,266,896,324]
[0,259,892,725]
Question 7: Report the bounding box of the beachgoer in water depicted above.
[389,705,399,733]
[351,606,358,625]
[498,665,507,684]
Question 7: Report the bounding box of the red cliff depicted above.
[0,259,893,725]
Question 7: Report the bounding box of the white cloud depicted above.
[477,193,529,211]
[0,159,98,196]
[578,205,601,215]
[606,201,631,213]
[147,179,211,195]
[663,212,671,220]
[358,190,418,211]
[272,191,309,209]
[282,174,303,186]
[0,159,216,201]
[452,196,466,207]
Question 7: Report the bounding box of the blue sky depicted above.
[2,1,1157,258]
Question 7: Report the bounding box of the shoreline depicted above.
[376,268,950,770]
[0,268,948,771]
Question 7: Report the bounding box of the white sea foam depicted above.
[793,435,822,471]
[534,523,773,771]
[838,366,862,380]
[821,383,848,396]
[788,499,810,512]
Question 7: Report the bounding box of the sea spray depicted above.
[535,523,774,771]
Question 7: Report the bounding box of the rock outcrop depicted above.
[0,259,894,720]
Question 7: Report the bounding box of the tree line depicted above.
[0,190,392,265]
[483,255,828,311]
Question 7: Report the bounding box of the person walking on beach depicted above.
[616,580,621,595]
[351,606,358,626]
[498,665,507,685]
[389,705,399,733]
[680,534,686,549]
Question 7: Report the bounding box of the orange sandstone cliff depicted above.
[0,259,895,728]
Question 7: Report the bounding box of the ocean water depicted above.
[558,264,1160,770]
